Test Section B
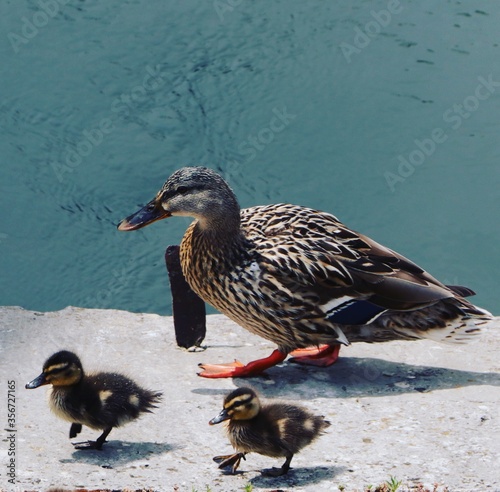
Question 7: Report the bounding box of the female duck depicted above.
[209,387,330,476]
[26,350,162,450]
[118,166,492,378]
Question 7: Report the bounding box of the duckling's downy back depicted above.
[52,371,162,430]
[229,400,330,457]
[26,350,162,450]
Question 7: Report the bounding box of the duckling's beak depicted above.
[117,198,171,231]
[25,373,48,389]
[209,408,231,425]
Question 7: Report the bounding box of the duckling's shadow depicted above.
[249,465,345,488]
[61,441,177,466]
[231,356,500,400]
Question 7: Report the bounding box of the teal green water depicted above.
[1,1,499,315]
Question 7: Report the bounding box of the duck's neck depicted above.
[180,211,249,280]
[190,197,244,245]
[194,214,247,254]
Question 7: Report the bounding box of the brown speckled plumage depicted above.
[118,167,492,375]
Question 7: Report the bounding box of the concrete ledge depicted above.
[0,306,499,491]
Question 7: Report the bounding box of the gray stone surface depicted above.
[0,306,499,492]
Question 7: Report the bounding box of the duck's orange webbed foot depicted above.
[198,349,287,378]
[289,344,341,367]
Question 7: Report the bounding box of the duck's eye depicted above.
[176,186,189,195]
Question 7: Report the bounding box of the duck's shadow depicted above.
[194,356,500,400]
[249,465,345,488]
[262,356,500,399]
[60,441,177,466]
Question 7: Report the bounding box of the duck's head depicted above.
[209,387,261,425]
[117,166,241,232]
[25,350,84,389]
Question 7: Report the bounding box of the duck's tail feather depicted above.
[365,289,493,344]
[414,313,491,344]
[142,390,163,412]
[389,298,493,344]
[445,284,476,298]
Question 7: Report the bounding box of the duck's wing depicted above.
[243,204,463,321]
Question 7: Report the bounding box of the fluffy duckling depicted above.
[25,350,162,450]
[209,387,330,476]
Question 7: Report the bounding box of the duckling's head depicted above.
[25,351,84,389]
[209,387,261,425]
[118,167,241,233]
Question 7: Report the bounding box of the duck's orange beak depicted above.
[117,198,171,231]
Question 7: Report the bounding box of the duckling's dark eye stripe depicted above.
[227,395,253,410]
[45,363,69,374]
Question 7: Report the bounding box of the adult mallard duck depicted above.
[118,166,492,378]
[26,350,162,449]
[209,387,330,476]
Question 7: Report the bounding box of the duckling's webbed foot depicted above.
[69,423,82,438]
[198,349,287,378]
[289,344,341,367]
[262,454,293,477]
[73,427,112,450]
[73,440,103,450]
[213,452,246,473]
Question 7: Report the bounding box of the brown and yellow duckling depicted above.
[209,387,330,476]
[118,166,492,378]
[25,350,162,450]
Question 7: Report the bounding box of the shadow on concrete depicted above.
[249,465,345,489]
[60,441,177,467]
[193,356,500,400]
